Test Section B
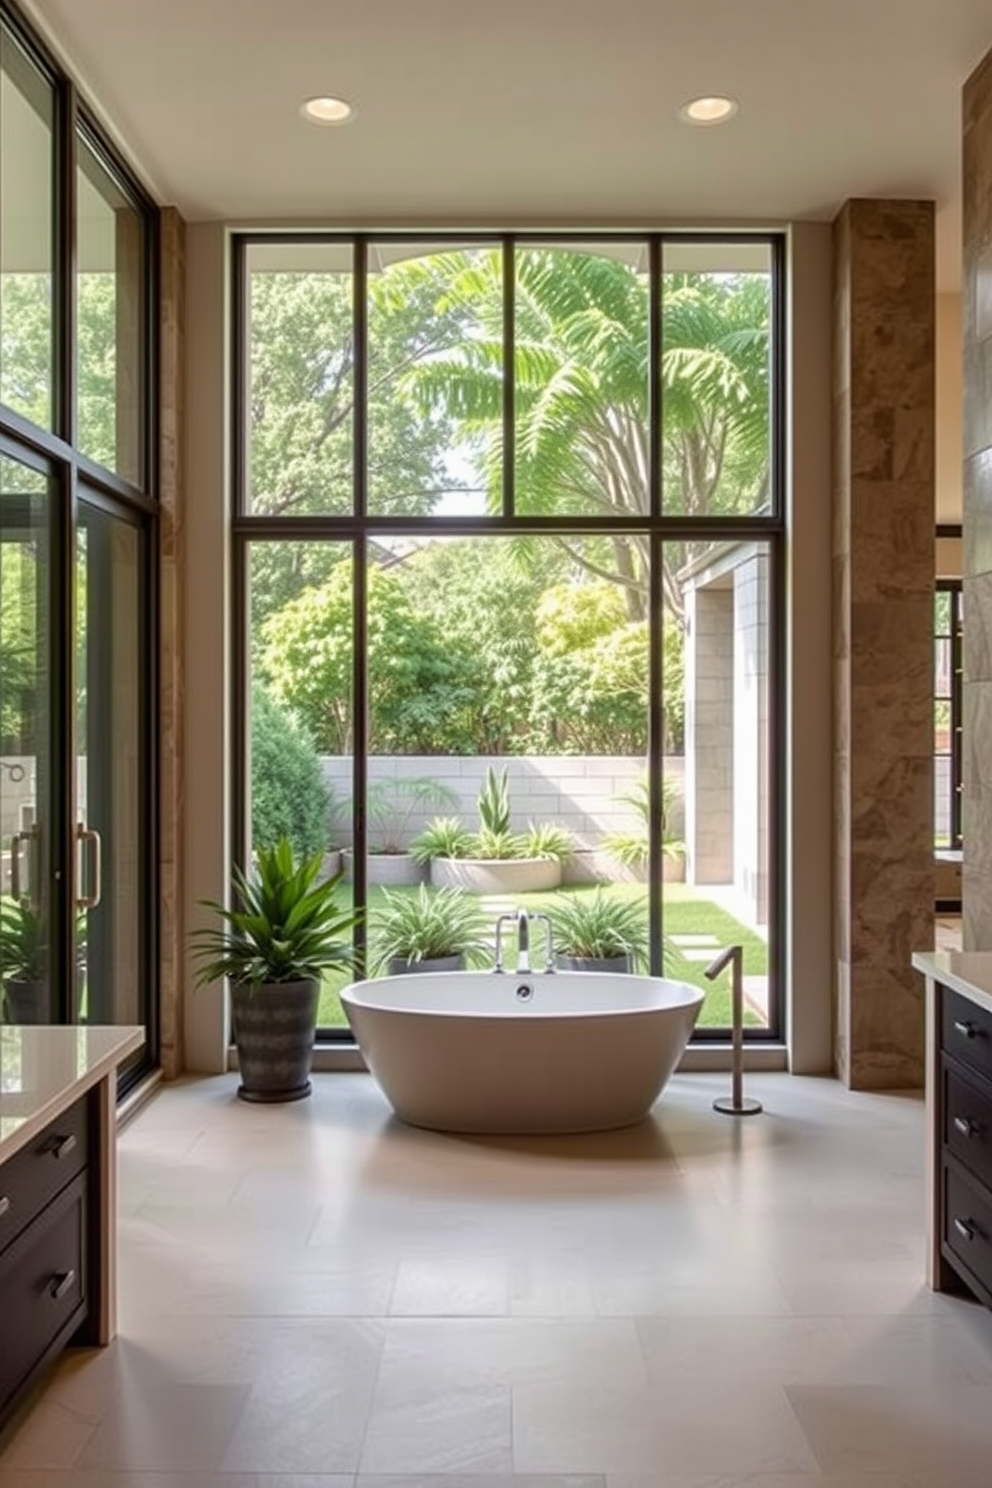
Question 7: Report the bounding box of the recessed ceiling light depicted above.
[301,96,355,126]
[678,95,738,126]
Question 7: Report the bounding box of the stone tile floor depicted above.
[2,1066,991,1486]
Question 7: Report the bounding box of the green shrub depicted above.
[251,687,333,859]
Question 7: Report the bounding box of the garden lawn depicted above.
[317,880,767,1031]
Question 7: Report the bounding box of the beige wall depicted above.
[937,292,964,526]
[179,221,837,1075]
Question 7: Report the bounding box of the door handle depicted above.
[75,823,102,910]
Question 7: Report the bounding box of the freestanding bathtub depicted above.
[340,970,704,1134]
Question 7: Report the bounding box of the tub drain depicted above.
[515,983,534,1002]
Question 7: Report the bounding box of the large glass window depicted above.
[935,581,963,853]
[0,24,54,430]
[237,233,783,1042]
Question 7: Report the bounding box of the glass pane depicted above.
[76,500,145,1025]
[245,241,354,516]
[661,241,773,516]
[0,26,54,429]
[674,537,772,1029]
[248,539,354,1025]
[934,699,951,757]
[367,241,501,516]
[934,589,951,634]
[0,452,53,1024]
[935,636,951,697]
[76,134,146,484]
[514,243,648,518]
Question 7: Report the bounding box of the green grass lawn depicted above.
[318,879,767,1032]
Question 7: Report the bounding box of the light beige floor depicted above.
[2,1068,992,1486]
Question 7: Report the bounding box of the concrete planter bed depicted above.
[429,856,562,894]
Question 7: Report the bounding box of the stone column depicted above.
[963,53,992,950]
[833,199,935,1089]
[159,207,186,1078]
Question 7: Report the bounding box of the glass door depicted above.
[0,449,54,1023]
[75,492,149,1029]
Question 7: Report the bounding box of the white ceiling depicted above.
[22,0,992,290]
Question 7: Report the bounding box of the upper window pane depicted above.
[0,27,53,430]
[367,241,501,517]
[661,241,772,516]
[245,241,354,516]
[76,133,146,484]
[515,243,648,518]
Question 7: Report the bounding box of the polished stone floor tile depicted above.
[3,1071,992,1484]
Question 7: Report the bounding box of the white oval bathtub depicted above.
[340,970,704,1134]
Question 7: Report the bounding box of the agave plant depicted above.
[190,837,361,991]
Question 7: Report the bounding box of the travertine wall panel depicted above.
[833,199,934,1089]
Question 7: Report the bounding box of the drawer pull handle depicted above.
[954,1117,978,1137]
[0,1196,9,1218]
[48,1269,76,1301]
[50,1134,77,1161]
[954,1217,976,1241]
[954,1020,979,1040]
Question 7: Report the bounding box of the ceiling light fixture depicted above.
[301,96,355,126]
[678,95,738,126]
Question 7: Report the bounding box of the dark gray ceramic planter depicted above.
[555,953,633,973]
[230,978,319,1103]
[386,954,465,975]
[2,977,49,1023]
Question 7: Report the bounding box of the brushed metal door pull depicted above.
[954,1020,978,1039]
[50,1134,77,1160]
[954,1116,977,1137]
[954,1217,975,1241]
[0,1196,9,1218]
[48,1269,75,1300]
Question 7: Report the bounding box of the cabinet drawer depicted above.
[0,1095,89,1256]
[0,1172,88,1414]
[943,1058,992,1190]
[944,1159,992,1303]
[942,988,992,1083]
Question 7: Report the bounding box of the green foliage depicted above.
[190,838,362,990]
[0,543,38,750]
[474,826,523,861]
[548,889,649,968]
[530,617,649,754]
[477,766,511,835]
[363,775,459,853]
[368,885,494,972]
[251,688,333,858]
[604,773,683,870]
[0,896,46,983]
[410,816,474,864]
[520,822,574,863]
[258,561,476,754]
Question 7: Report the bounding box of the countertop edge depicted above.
[0,1025,146,1165]
[912,951,992,1017]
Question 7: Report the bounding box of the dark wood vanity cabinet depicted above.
[0,1093,95,1428]
[937,986,992,1305]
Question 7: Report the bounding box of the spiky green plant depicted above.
[369,885,494,973]
[521,821,573,863]
[548,889,649,968]
[190,837,361,991]
[410,816,474,864]
[477,765,511,836]
[0,896,47,982]
[473,826,524,861]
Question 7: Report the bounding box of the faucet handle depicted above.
[529,911,556,973]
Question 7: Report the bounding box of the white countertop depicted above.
[912,951,992,1017]
[0,1024,145,1162]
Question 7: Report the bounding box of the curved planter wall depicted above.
[430,857,561,894]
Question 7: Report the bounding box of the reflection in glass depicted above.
[0,453,52,1024]
[515,243,648,518]
[0,25,54,429]
[76,503,144,1024]
[76,134,146,483]
[661,241,772,516]
[246,242,354,516]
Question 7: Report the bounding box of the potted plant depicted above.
[343,775,459,886]
[603,772,686,883]
[368,885,495,974]
[412,767,572,894]
[548,888,649,972]
[0,896,49,1023]
[190,836,361,1103]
